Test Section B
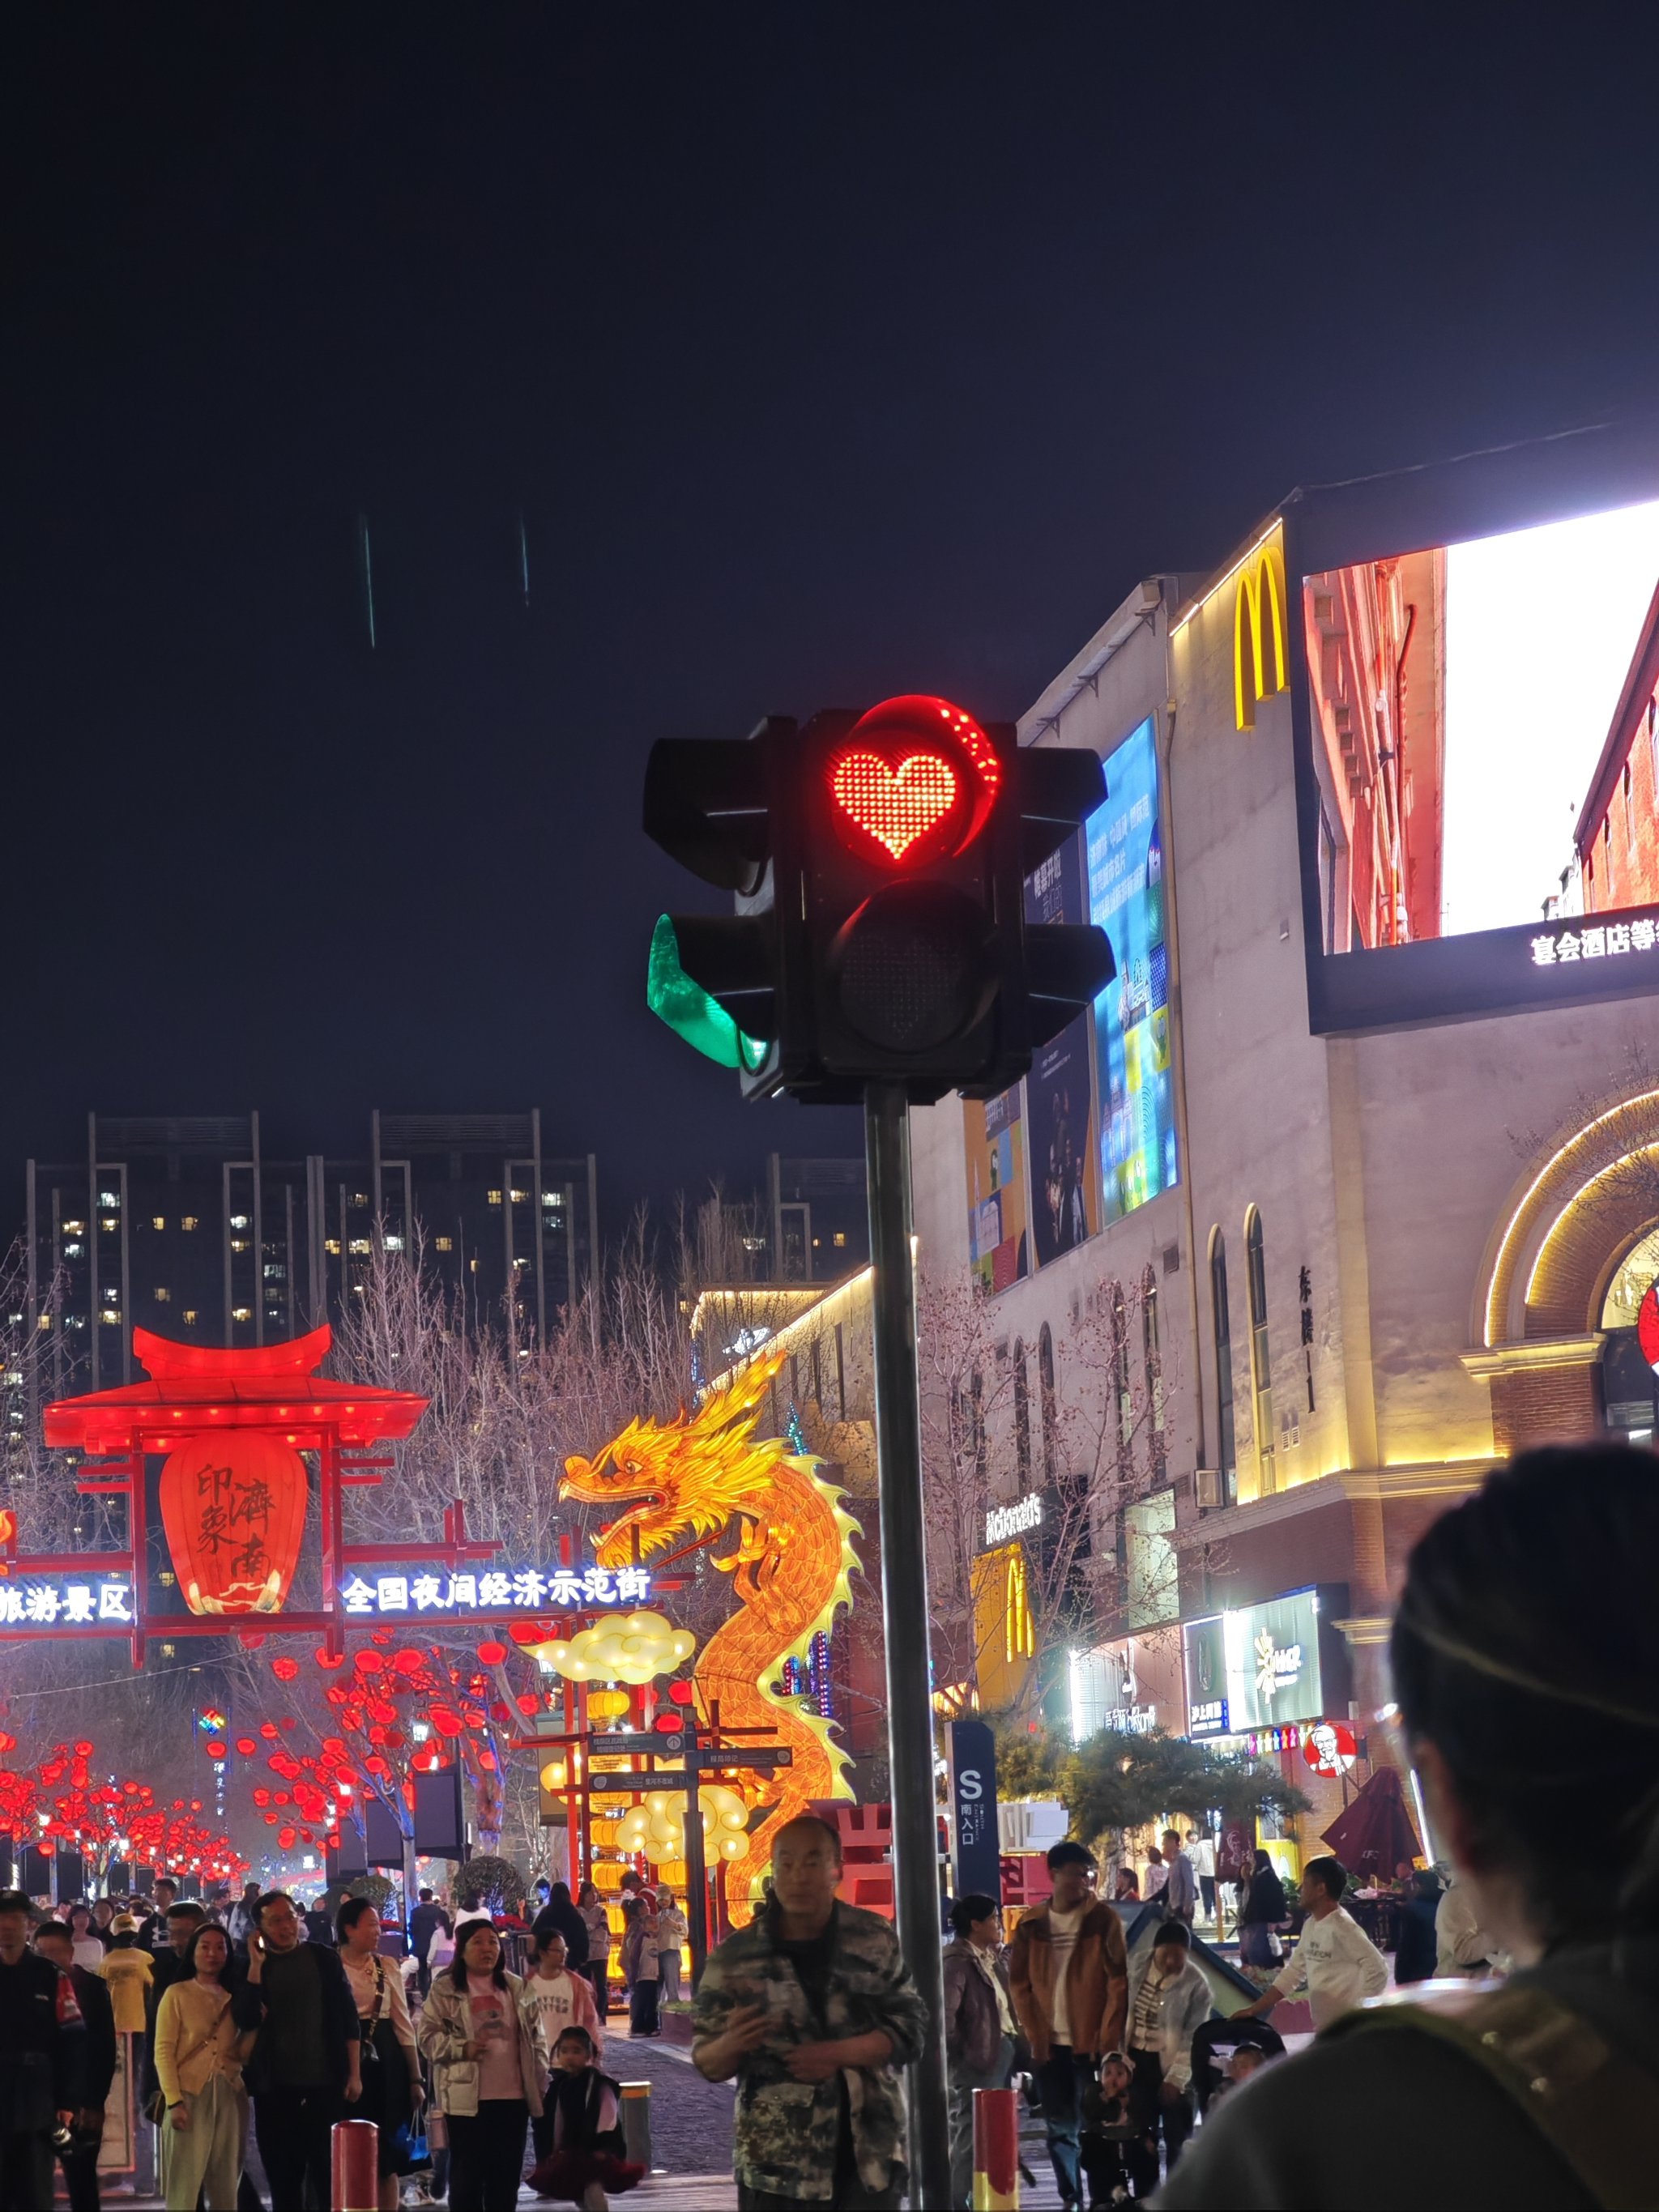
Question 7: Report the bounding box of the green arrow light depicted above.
[646,914,768,1072]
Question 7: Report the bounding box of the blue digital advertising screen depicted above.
[1085,716,1178,1222]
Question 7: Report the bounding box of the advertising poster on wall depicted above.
[963,1082,1029,1294]
[1025,827,1102,1266]
[1085,716,1178,1221]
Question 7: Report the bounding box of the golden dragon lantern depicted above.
[561,1348,858,1924]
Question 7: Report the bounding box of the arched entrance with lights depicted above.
[1466,1086,1659,1451]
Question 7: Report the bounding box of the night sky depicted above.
[9,11,1659,1221]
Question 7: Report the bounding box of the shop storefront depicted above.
[1067,1626,1185,1743]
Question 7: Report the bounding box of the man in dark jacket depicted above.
[407,1886,452,1994]
[0,1890,85,2212]
[942,1894,1018,2210]
[141,1902,206,2102]
[232,1890,362,2212]
[34,1921,115,2212]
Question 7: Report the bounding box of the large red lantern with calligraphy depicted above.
[158,1433,309,1616]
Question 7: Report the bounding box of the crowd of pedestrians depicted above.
[0,1865,676,2212]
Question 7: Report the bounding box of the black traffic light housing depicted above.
[644,696,1115,1106]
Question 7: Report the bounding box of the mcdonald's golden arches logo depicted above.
[1234,541,1289,731]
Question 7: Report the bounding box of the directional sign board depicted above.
[587,1728,688,1759]
[704,1747,794,1771]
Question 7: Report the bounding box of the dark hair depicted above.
[419,1888,433,1902]
[168,1903,207,1926]
[556,2025,595,2055]
[1302,1856,1346,1902]
[1392,1445,1659,1943]
[533,1927,569,1958]
[450,1920,508,1990]
[773,1814,844,1865]
[1047,1840,1095,1874]
[154,1877,177,1895]
[949,1893,1000,1938]
[548,1881,573,1906]
[254,1890,294,1924]
[1153,1920,1192,1949]
[1252,1848,1273,1877]
[337,1896,379,1943]
[69,1904,92,1927]
[184,1921,231,1976]
[32,1921,70,1948]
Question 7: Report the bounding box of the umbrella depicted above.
[1319,1763,1421,1879]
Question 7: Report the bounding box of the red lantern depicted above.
[234,1736,257,1757]
[356,1652,384,1674]
[205,1740,226,1761]
[476,1640,507,1666]
[315,1648,345,1670]
[278,1826,296,1849]
[157,1433,309,1616]
[509,1622,549,1646]
[392,1648,424,1674]
[515,1694,539,1717]
[271,1656,300,1683]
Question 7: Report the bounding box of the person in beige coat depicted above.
[153,1924,254,2212]
[417,1920,546,2212]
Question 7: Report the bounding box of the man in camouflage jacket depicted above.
[693,1817,928,2210]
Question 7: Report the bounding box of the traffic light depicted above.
[644,695,1114,1105]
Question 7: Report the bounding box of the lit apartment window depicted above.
[434,1237,454,1253]
[99,1190,119,1208]
[154,1287,171,1302]
[63,1220,84,1234]
[152,1216,166,1231]
[63,1242,83,1259]
[230,1214,249,1230]
[181,1217,198,1232]
[469,1258,480,1274]
[385,1235,405,1252]
[349,1238,370,1256]
[232,1306,252,1323]
[325,1238,341,1256]
[181,1309,198,1326]
[833,1231,847,1248]
[542,1191,561,1208]
[101,1310,121,1325]
[230,1238,249,1254]
[1244,1206,1276,1496]
[352,1192,369,1207]
[101,1219,118,1234]
[487,1190,503,1206]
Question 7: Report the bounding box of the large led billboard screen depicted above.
[1085,716,1177,1221]
[1287,424,1659,1031]
[1305,500,1659,956]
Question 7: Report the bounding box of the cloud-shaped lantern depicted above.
[529,1609,695,1686]
[616,1784,752,1864]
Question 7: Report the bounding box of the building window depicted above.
[486,1190,502,1207]
[833,1231,847,1248]
[510,1188,529,1204]
[1013,1340,1031,1487]
[99,1190,119,1208]
[230,1238,249,1253]
[1142,1265,1167,1481]
[1209,1227,1237,1503]
[151,1216,166,1232]
[101,1218,119,1233]
[232,1306,252,1323]
[1244,1205,1276,1496]
[434,1236,454,1253]
[1038,1325,1058,1481]
[1110,1285,1132,1458]
[229,1214,249,1230]
[325,1238,341,1256]
[154,1287,170,1302]
[182,1309,198,1326]
[181,1217,198,1232]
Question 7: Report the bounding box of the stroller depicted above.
[1189,2014,1288,2116]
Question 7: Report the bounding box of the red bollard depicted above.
[972,2085,1019,2209]
[331,2117,379,2212]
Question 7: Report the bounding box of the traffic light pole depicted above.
[863,1080,951,2212]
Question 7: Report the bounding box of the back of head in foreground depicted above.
[1153,1444,1659,2211]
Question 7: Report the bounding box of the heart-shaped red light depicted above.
[831,749,958,860]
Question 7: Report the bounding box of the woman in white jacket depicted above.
[417,1920,547,2212]
[1124,1921,1212,2195]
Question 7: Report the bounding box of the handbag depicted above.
[357,1957,386,2067]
